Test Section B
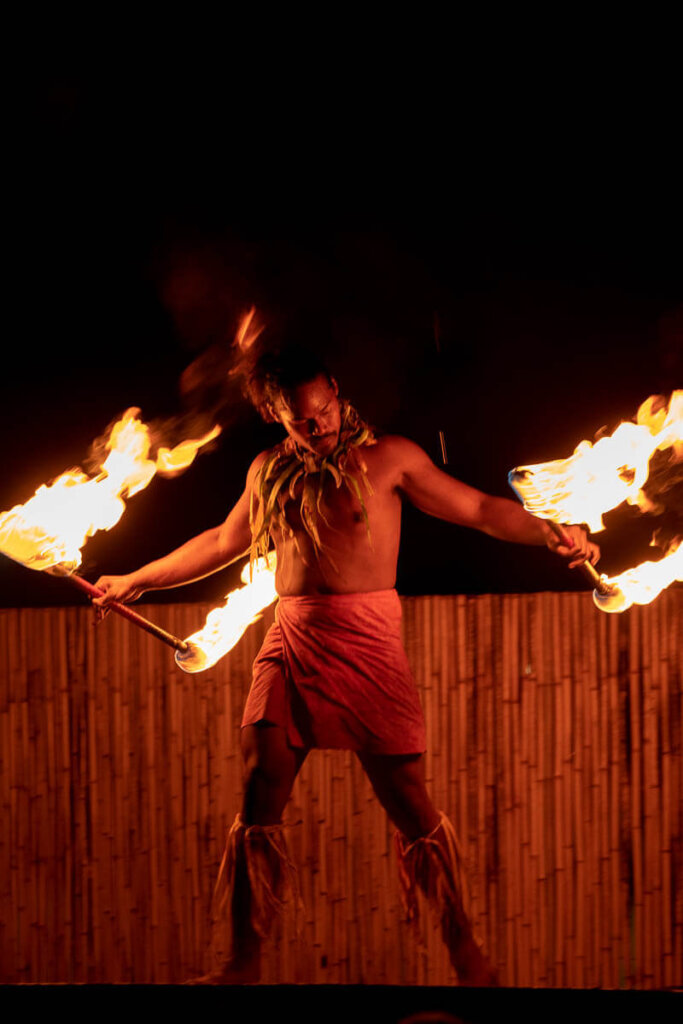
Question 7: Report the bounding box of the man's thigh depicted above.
[241,722,307,776]
[357,750,440,839]
[240,723,309,825]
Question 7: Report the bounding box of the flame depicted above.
[594,540,682,613]
[175,554,278,674]
[155,424,222,473]
[0,409,221,574]
[233,306,264,355]
[509,391,682,532]
[509,390,682,611]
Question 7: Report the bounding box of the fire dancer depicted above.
[93,346,599,985]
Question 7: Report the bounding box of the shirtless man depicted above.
[93,347,599,985]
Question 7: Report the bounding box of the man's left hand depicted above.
[546,524,601,569]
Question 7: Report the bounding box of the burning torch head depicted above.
[508,392,683,614]
[592,586,629,614]
[507,468,529,505]
[174,641,207,675]
[509,467,626,607]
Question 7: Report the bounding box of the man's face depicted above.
[272,374,342,455]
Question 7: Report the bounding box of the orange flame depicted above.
[510,391,682,532]
[175,554,278,673]
[155,424,221,473]
[510,390,682,611]
[0,409,221,573]
[593,540,682,613]
[233,306,264,355]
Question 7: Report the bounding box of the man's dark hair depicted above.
[240,344,335,423]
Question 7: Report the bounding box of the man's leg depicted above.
[357,750,497,986]
[241,721,309,825]
[197,723,308,983]
[357,750,439,839]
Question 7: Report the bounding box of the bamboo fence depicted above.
[0,589,680,987]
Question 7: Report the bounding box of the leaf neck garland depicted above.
[249,400,377,576]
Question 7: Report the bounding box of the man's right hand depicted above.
[92,573,146,616]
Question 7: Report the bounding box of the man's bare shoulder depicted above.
[245,448,276,489]
[249,440,289,469]
[368,434,432,467]
[245,440,296,492]
[364,435,435,491]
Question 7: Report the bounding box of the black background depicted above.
[2,54,681,608]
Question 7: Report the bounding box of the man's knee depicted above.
[242,746,282,794]
[361,752,427,800]
[241,723,295,779]
[240,724,305,824]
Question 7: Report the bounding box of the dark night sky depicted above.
[1,67,681,608]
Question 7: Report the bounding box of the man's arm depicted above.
[92,451,266,607]
[391,436,599,567]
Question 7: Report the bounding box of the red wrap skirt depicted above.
[242,589,426,754]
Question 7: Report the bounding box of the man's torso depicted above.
[261,436,405,596]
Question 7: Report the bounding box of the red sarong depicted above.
[242,589,426,754]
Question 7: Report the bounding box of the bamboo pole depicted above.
[84,606,100,980]
[18,616,30,980]
[614,610,630,989]
[644,604,655,987]
[511,595,524,985]
[59,609,74,982]
[518,597,532,987]
[550,593,564,988]
[616,609,635,989]
[630,608,646,987]
[564,596,576,986]
[573,596,586,988]
[0,613,11,973]
[537,593,549,985]
[114,614,128,978]
[669,592,683,984]
[526,595,541,985]
[146,631,160,980]
[652,602,665,991]
[602,605,619,988]
[0,614,11,976]
[108,617,122,979]
[455,596,469,893]
[602,598,618,987]
[501,595,513,982]
[643,604,660,987]
[480,595,496,976]
[659,595,673,988]
[23,612,36,979]
[583,599,595,988]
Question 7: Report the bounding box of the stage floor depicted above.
[1,984,680,1022]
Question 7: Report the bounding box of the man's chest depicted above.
[278,459,399,536]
